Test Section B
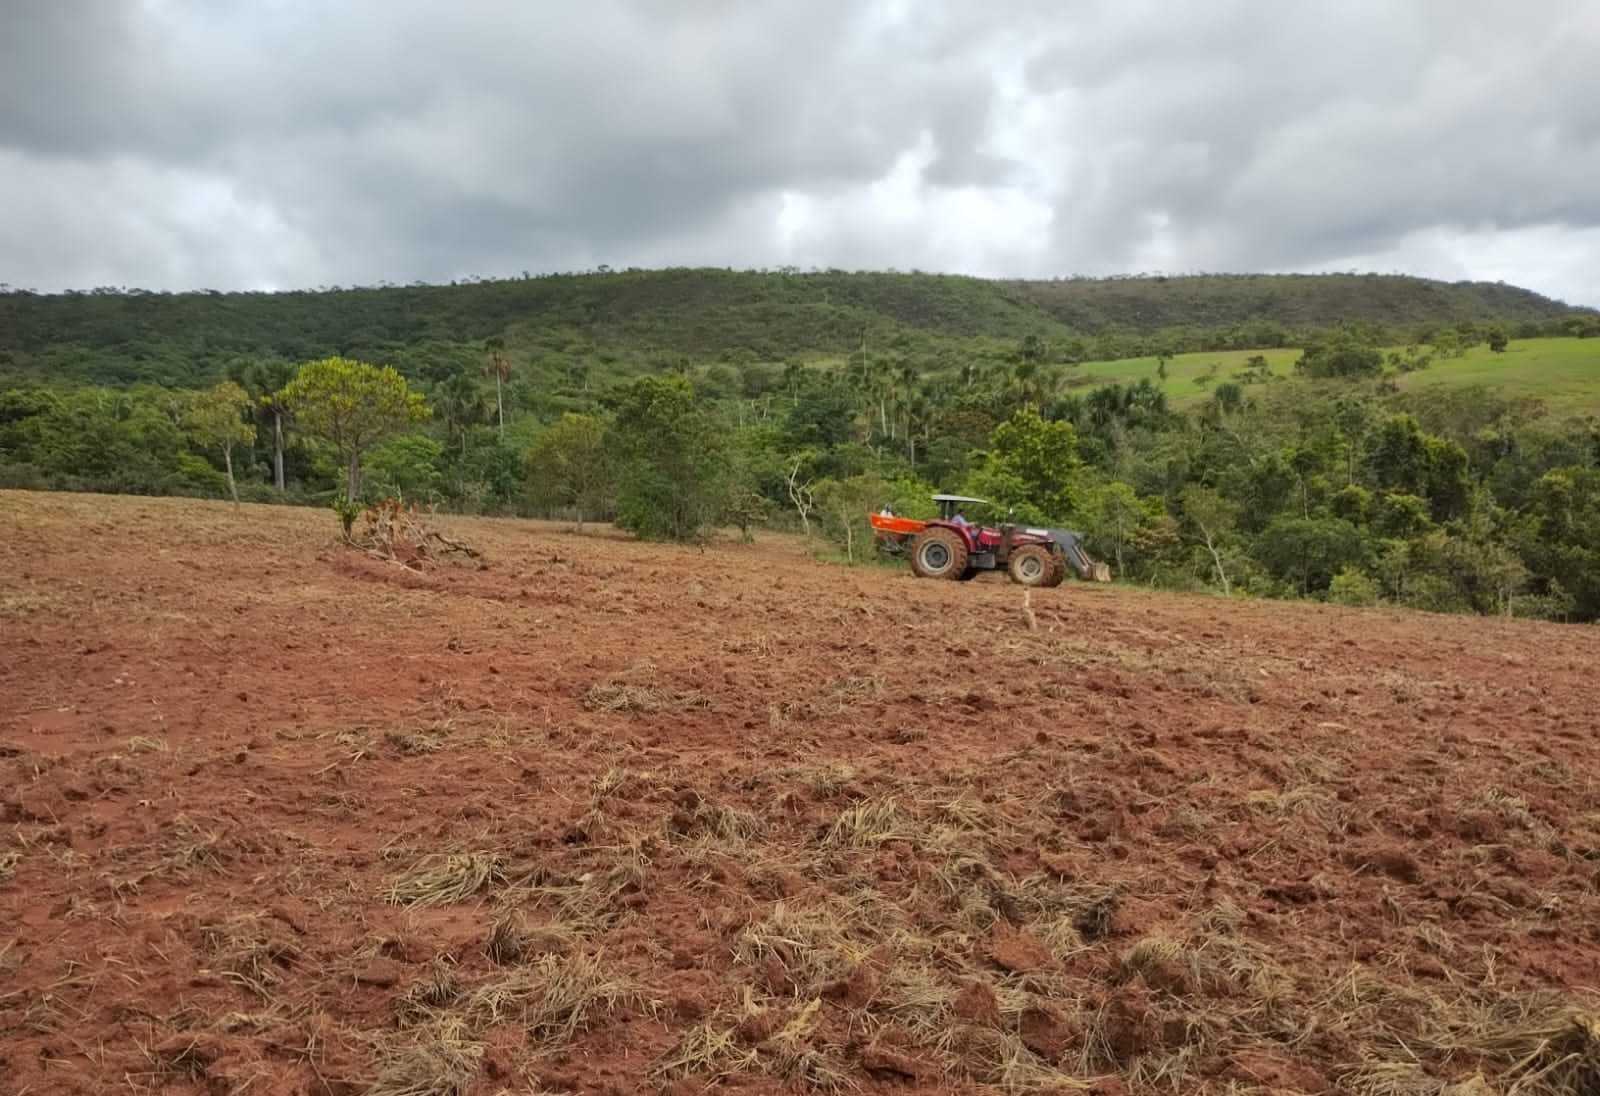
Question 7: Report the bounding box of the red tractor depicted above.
[870,494,1111,587]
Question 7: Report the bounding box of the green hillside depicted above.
[1010,273,1579,332]
[1072,339,1600,414]
[2,269,1591,389]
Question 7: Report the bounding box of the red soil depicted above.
[2,491,1598,1095]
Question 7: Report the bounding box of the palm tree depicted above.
[434,371,485,455]
[484,337,513,437]
[230,358,296,491]
[897,362,919,443]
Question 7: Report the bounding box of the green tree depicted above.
[1328,568,1380,606]
[814,476,880,563]
[446,428,522,513]
[1431,330,1465,359]
[967,406,1082,520]
[9,387,190,491]
[1296,330,1382,378]
[1366,414,1471,521]
[1081,480,1172,578]
[814,473,935,562]
[281,357,429,500]
[1516,467,1600,619]
[1255,516,1366,595]
[608,375,727,542]
[524,412,613,525]
[784,374,858,449]
[366,433,444,500]
[185,381,255,505]
[1487,326,1509,353]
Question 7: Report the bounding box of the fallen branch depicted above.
[344,498,482,569]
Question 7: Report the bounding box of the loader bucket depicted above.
[1048,529,1113,582]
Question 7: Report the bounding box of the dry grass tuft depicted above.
[384,852,505,908]
[0,850,19,885]
[583,681,710,714]
[958,1024,1093,1093]
[674,795,765,842]
[584,682,667,713]
[508,840,650,933]
[160,815,234,875]
[466,951,648,1049]
[385,728,446,755]
[652,1022,761,1084]
[830,674,883,701]
[366,1014,484,1096]
[591,765,651,798]
[791,763,858,799]
[1423,997,1600,1096]
[736,901,870,997]
[1118,935,1201,993]
[765,997,855,1092]
[199,913,300,996]
[875,962,955,1046]
[485,913,530,965]
[396,962,464,1024]
[823,798,918,848]
[1339,1058,1439,1096]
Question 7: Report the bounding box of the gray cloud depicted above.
[2,0,1598,305]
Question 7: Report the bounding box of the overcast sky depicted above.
[3,1,1598,304]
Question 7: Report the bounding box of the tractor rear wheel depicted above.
[1008,544,1056,587]
[910,528,969,580]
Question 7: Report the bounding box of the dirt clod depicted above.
[953,980,1002,1026]
[988,924,1055,973]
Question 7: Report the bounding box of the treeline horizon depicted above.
[4,269,1596,391]
[4,268,1600,622]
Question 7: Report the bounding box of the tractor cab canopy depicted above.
[931,494,988,520]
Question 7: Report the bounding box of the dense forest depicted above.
[3,269,1593,388]
[3,269,1599,621]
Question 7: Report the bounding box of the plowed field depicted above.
[3,491,1599,1096]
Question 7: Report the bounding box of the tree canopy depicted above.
[280,356,429,499]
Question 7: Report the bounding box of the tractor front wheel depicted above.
[1008,544,1057,587]
[910,528,969,580]
[1043,552,1067,587]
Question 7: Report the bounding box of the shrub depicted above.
[1328,568,1380,606]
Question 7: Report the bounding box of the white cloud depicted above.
[1,1,1597,304]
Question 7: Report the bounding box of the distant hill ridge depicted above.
[1,269,1590,387]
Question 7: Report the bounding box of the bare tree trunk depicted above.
[786,459,814,536]
[224,445,240,506]
[495,372,504,437]
[272,410,286,491]
[1199,523,1230,595]
[347,451,362,500]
